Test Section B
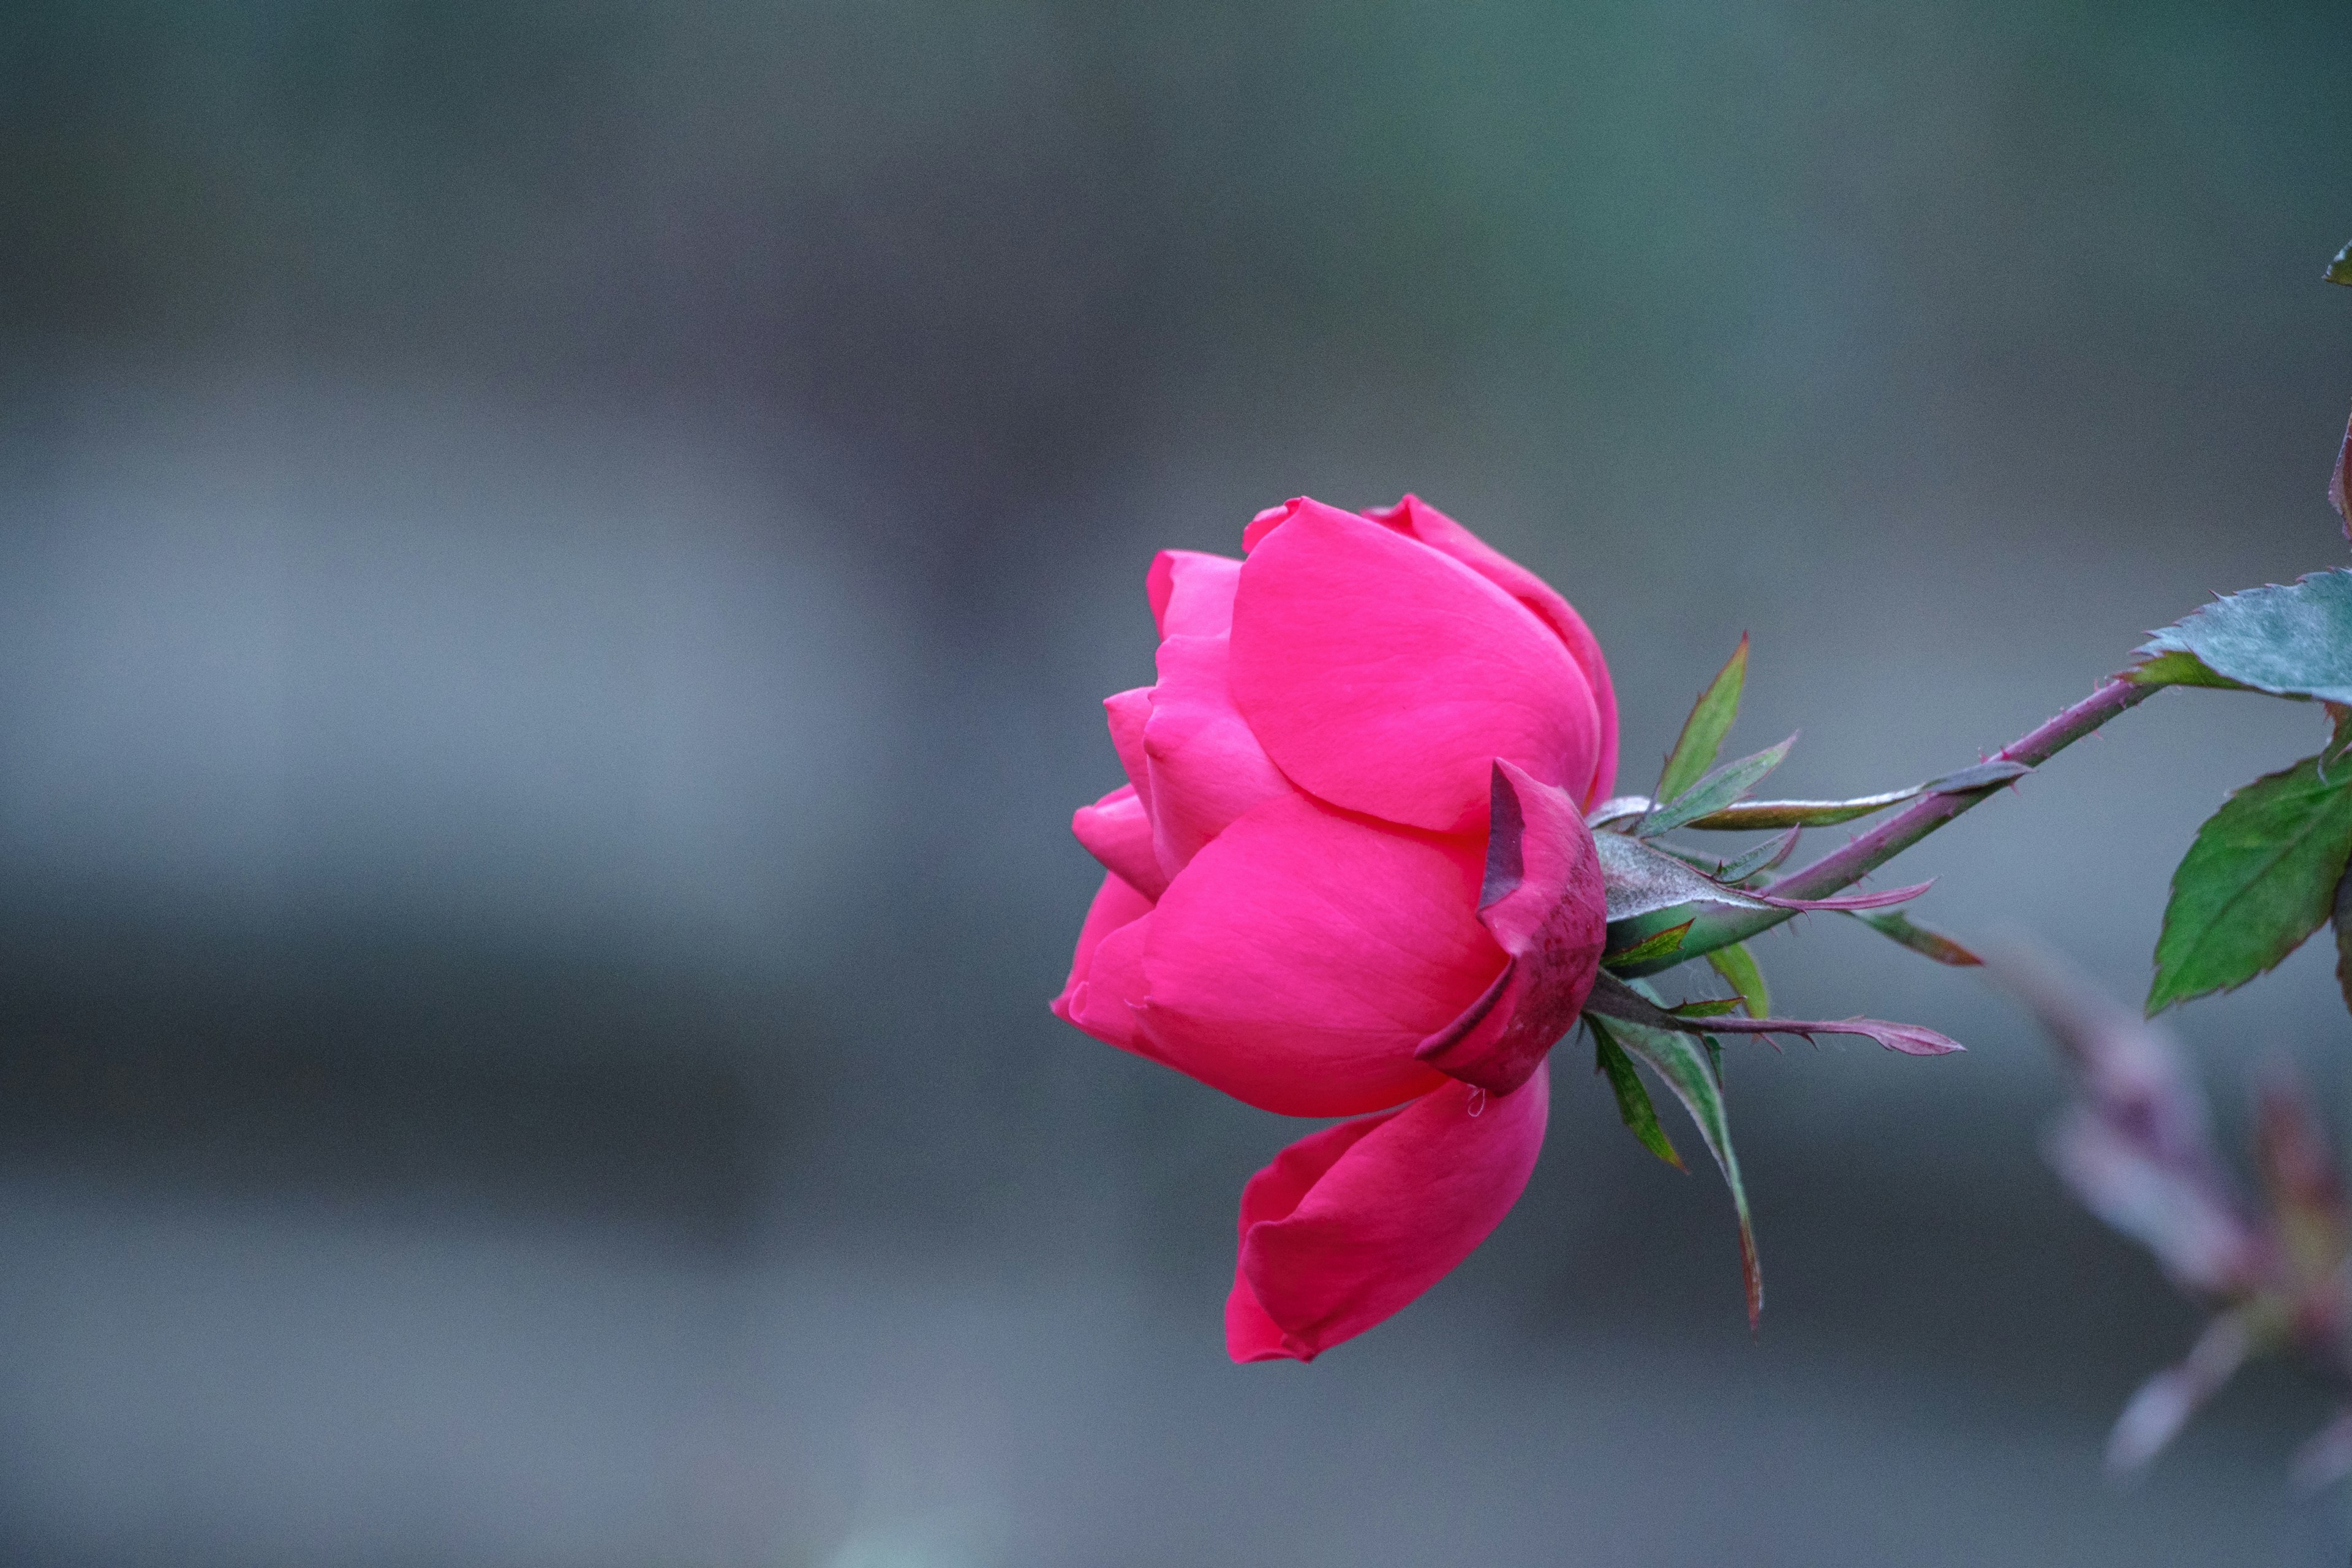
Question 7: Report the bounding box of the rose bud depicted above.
[1052,495,1619,1361]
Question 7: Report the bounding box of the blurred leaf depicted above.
[2149,741,2352,1014]
[2329,240,2352,286]
[1589,1010,1758,1326]
[1714,827,1800,883]
[1654,634,1747,805]
[1592,1022,1683,1170]
[2130,571,2352,704]
[1642,735,1793,836]
[1668,997,1743,1018]
[1605,918,1691,967]
[1705,941,1769,1016]
[2107,1313,2253,1474]
[1997,951,2266,1297]
[1848,910,1983,967]
[2292,1409,2352,1493]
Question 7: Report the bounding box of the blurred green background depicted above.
[3,2,2351,1563]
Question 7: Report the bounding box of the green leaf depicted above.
[1642,735,1795,836]
[1605,918,1692,967]
[2149,742,2352,1014]
[1655,635,1748,805]
[1847,910,1984,967]
[1593,1023,1683,1169]
[1590,1011,1760,1327]
[2132,571,2352,704]
[2328,240,2352,287]
[1668,998,1744,1018]
[1705,941,1770,1016]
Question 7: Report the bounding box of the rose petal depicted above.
[1415,762,1605,1095]
[1049,870,1155,1030]
[1140,791,1495,1117]
[1104,688,1155,816]
[1071,783,1170,900]
[1365,495,1618,804]
[1143,633,1294,874]
[1069,910,1156,1056]
[1147,549,1243,639]
[1226,1063,1551,1362]
[1232,499,1602,833]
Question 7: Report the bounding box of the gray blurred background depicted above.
[3,2,2351,1564]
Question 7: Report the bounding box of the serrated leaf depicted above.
[1593,1023,1683,1169]
[1656,635,1748,805]
[1605,918,1692,967]
[1589,1011,1758,1325]
[2132,571,2352,704]
[2328,240,2352,286]
[1642,736,1795,836]
[2149,744,2352,1014]
[1848,910,1983,967]
[1706,941,1770,1016]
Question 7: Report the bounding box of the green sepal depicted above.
[1605,918,1693,967]
[1593,984,1762,1329]
[2130,571,2352,705]
[1642,735,1795,837]
[2149,728,2352,1014]
[1705,941,1770,1016]
[2328,240,2352,287]
[1847,910,1984,967]
[1655,635,1749,807]
[1714,829,1801,884]
[1592,1022,1683,1170]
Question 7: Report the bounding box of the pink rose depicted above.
[1052,494,1620,1362]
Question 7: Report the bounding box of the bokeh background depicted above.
[4,2,2352,1563]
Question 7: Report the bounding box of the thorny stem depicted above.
[1616,674,2166,976]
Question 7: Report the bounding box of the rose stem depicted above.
[1616,674,2165,976]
